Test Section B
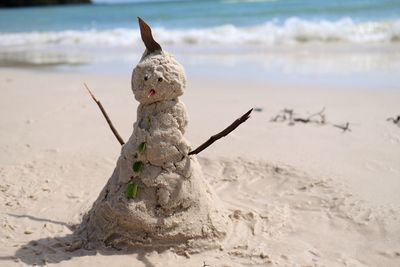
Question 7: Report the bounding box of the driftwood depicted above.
[271,108,293,123]
[271,107,325,125]
[294,107,326,124]
[188,108,253,155]
[333,122,351,132]
[271,107,350,132]
[84,83,125,146]
[387,115,400,125]
[85,84,253,155]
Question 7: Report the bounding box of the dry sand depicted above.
[0,68,400,266]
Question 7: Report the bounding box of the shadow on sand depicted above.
[0,215,161,267]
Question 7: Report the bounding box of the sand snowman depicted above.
[79,18,229,253]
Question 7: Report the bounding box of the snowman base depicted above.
[78,154,229,253]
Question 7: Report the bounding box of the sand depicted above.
[0,68,400,266]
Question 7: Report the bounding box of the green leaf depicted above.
[132,161,143,172]
[126,181,138,199]
[138,142,147,154]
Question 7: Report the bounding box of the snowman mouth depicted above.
[147,89,156,98]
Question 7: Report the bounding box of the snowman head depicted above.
[131,18,186,105]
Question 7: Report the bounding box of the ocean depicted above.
[0,0,400,88]
[1,0,400,44]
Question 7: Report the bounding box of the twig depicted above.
[84,83,125,146]
[270,114,286,122]
[333,122,351,132]
[387,115,400,124]
[283,108,294,122]
[270,109,289,122]
[293,118,310,123]
[272,107,325,125]
[293,107,325,124]
[271,107,351,132]
[188,108,253,155]
[307,106,325,122]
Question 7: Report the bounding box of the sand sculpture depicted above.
[78,18,231,253]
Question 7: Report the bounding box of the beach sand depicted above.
[0,68,400,266]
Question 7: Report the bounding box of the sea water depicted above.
[1,0,400,44]
[0,0,399,88]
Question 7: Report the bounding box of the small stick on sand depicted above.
[84,83,125,146]
[333,122,351,132]
[270,114,286,122]
[306,106,326,123]
[293,107,326,124]
[271,107,353,132]
[387,115,400,124]
[272,107,325,125]
[188,108,253,155]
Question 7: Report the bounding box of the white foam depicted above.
[1,18,399,49]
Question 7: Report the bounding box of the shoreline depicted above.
[1,42,400,90]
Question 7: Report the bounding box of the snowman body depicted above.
[79,51,228,252]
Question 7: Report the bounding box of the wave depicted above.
[1,18,400,48]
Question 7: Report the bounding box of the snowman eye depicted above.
[144,75,149,81]
[158,77,163,82]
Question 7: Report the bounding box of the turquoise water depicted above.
[1,0,400,47]
[1,0,400,32]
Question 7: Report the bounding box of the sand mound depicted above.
[78,145,228,253]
